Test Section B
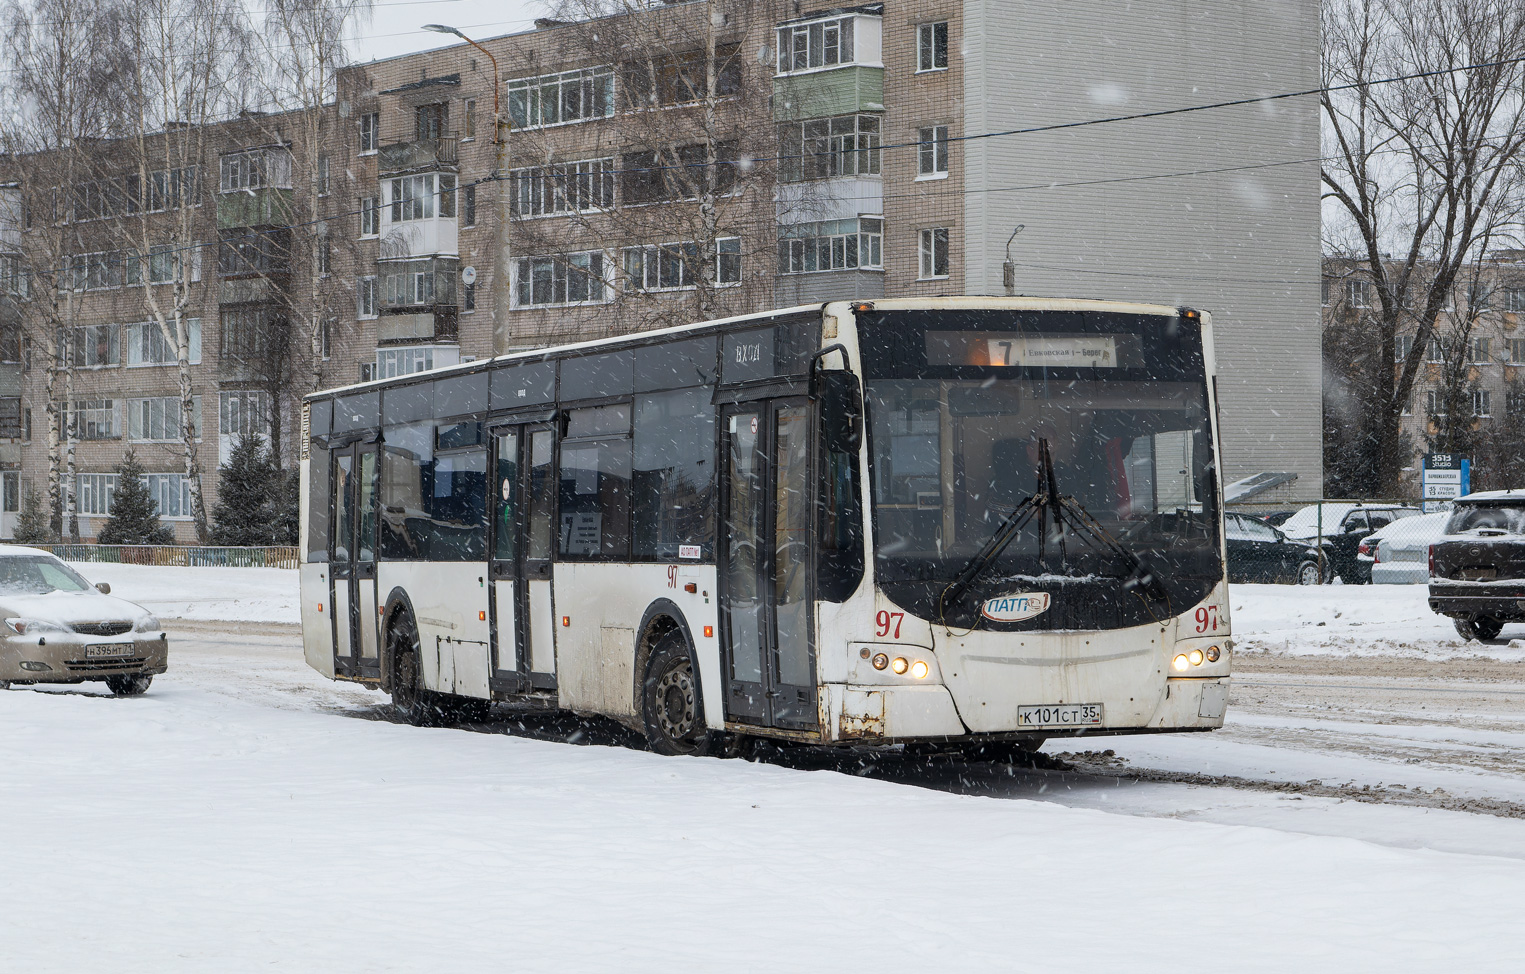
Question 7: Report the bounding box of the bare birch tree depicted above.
[1321,0,1525,494]
[113,0,253,541]
[0,0,129,540]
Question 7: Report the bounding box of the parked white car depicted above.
[0,548,167,694]
[1361,511,1450,584]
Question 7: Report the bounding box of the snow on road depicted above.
[4,630,1525,973]
[5,569,1523,970]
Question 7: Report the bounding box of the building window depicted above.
[622,144,738,205]
[1346,279,1371,309]
[61,323,120,368]
[917,21,949,72]
[623,239,741,291]
[507,67,614,129]
[146,474,194,519]
[514,252,608,308]
[510,158,614,217]
[359,363,375,383]
[220,307,280,365]
[361,196,379,237]
[778,218,882,274]
[416,102,449,141]
[317,153,330,196]
[320,318,332,360]
[918,227,949,279]
[1427,389,1444,416]
[218,228,290,278]
[463,281,476,312]
[463,185,476,227]
[388,173,454,222]
[1509,337,1525,364]
[1467,283,1490,311]
[219,390,268,438]
[1394,334,1412,364]
[462,98,476,140]
[776,16,855,74]
[1473,389,1492,417]
[1428,338,1447,364]
[917,125,949,178]
[75,473,118,516]
[127,319,201,366]
[65,399,119,440]
[376,347,435,378]
[623,45,742,107]
[128,396,201,442]
[380,262,456,308]
[1321,278,1331,306]
[777,115,880,182]
[360,112,379,153]
[357,276,377,318]
[219,148,293,194]
[1505,287,1525,313]
[0,398,20,439]
[318,236,331,277]
[1468,337,1491,364]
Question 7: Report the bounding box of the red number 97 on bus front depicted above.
[1194,605,1220,633]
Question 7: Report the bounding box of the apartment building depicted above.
[2,0,1321,540]
[1323,255,1525,495]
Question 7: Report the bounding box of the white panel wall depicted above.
[962,0,1322,492]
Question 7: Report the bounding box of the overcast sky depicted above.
[348,0,549,64]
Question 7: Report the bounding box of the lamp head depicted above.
[422,24,465,38]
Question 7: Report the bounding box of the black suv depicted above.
[1279,503,1423,584]
[1429,491,1525,641]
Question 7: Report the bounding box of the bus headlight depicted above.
[872,653,889,670]
[1188,649,1203,666]
[890,657,909,675]
[1205,645,1221,663]
[910,660,929,680]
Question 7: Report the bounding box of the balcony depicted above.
[378,137,459,176]
[377,306,458,346]
[216,188,293,229]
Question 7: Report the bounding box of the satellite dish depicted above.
[461,266,477,285]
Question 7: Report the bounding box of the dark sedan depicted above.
[1225,512,1326,584]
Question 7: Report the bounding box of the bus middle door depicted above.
[490,424,557,693]
[331,443,380,677]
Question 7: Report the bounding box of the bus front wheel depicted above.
[641,631,719,757]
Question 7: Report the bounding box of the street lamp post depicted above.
[423,24,512,350]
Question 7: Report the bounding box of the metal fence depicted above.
[11,544,301,569]
[1227,498,1449,584]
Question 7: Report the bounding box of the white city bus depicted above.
[299,297,1231,755]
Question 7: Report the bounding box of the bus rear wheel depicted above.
[641,632,718,757]
[388,613,435,726]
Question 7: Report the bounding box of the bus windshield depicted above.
[857,309,1222,630]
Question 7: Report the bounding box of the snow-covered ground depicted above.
[4,628,1525,972]
[66,562,299,624]
[5,568,1522,970]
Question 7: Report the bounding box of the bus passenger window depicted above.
[633,388,715,560]
[560,406,632,559]
[306,442,330,562]
[528,431,554,560]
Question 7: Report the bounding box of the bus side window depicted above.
[559,405,633,559]
[307,441,330,562]
[632,388,715,560]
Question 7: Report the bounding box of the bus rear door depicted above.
[720,400,816,732]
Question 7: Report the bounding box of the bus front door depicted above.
[330,444,380,678]
[721,401,817,732]
[490,425,557,692]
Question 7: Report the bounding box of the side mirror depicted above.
[94,582,111,595]
[817,370,862,454]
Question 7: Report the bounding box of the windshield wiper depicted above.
[938,439,1169,622]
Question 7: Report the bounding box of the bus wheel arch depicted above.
[635,601,719,757]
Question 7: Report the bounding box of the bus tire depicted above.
[641,631,718,757]
[388,612,435,727]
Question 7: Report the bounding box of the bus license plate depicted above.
[1018,703,1103,728]
[85,644,131,658]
